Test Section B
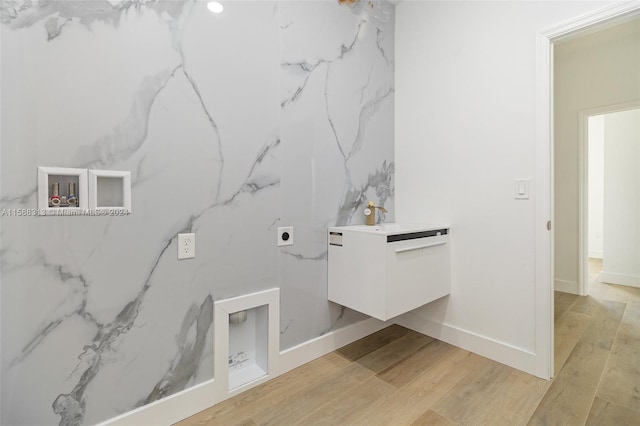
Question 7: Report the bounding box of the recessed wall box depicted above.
[89,170,131,213]
[38,167,89,212]
[328,224,451,321]
[214,288,279,399]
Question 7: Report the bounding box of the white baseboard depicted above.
[600,271,640,288]
[554,278,579,294]
[99,379,217,426]
[588,251,603,259]
[394,312,541,378]
[279,317,390,374]
[100,317,389,426]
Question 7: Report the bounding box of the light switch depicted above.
[515,179,530,199]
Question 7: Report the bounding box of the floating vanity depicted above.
[328,224,450,321]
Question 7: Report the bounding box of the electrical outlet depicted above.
[277,226,293,247]
[178,233,195,259]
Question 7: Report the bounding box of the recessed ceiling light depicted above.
[207,1,224,14]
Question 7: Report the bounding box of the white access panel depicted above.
[214,288,279,400]
[328,224,450,321]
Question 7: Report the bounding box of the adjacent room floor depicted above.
[178,259,640,425]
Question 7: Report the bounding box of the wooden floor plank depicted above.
[555,291,579,321]
[528,341,610,426]
[410,410,457,426]
[376,339,457,389]
[585,396,640,426]
[297,376,396,426]
[578,299,625,351]
[570,295,600,316]
[352,349,481,426]
[588,277,611,300]
[356,330,434,373]
[336,324,410,361]
[176,352,351,425]
[605,284,636,304]
[626,287,640,303]
[554,310,590,374]
[596,302,640,413]
[431,356,512,425]
[254,362,374,426]
[476,369,550,426]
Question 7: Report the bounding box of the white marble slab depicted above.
[0,1,394,424]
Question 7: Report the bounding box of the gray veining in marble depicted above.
[280,19,365,109]
[141,295,213,405]
[0,0,394,424]
[50,236,174,425]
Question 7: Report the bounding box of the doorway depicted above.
[536,2,640,380]
[553,17,640,299]
[583,106,640,296]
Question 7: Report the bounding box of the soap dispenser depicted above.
[364,201,388,226]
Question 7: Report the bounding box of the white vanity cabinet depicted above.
[328,224,450,321]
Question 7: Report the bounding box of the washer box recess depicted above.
[328,223,451,321]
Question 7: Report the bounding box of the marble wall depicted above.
[0,1,394,424]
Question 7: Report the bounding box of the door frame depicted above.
[578,101,640,296]
[535,0,640,379]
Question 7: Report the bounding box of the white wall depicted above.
[588,115,605,259]
[602,108,640,287]
[554,17,640,294]
[395,0,615,377]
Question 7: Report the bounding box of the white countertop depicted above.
[329,223,449,236]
